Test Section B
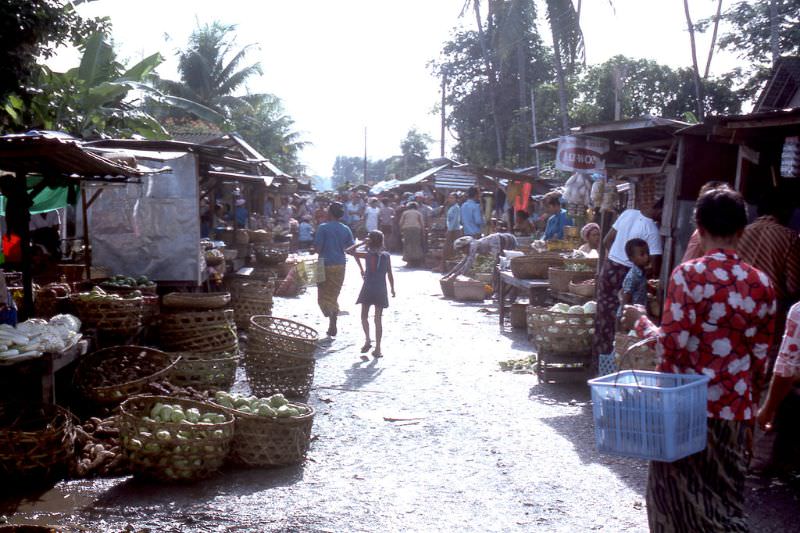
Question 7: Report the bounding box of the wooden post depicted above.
[16,171,33,319]
[81,186,91,280]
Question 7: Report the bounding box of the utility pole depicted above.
[440,73,447,158]
[530,88,540,173]
[363,126,368,185]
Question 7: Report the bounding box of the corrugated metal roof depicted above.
[400,163,450,186]
[756,57,800,112]
[434,166,478,190]
[0,133,157,179]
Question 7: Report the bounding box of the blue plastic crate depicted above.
[587,370,710,462]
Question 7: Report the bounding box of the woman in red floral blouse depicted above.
[623,188,777,533]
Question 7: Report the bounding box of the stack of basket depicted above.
[162,294,240,391]
[245,316,318,400]
[225,277,274,331]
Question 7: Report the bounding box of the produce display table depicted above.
[497,272,550,327]
[0,338,89,404]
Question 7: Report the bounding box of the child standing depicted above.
[347,230,395,358]
[618,238,650,319]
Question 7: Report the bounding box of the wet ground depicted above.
[2,262,799,532]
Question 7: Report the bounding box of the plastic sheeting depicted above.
[87,152,202,283]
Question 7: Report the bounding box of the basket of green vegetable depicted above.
[119,395,235,481]
[70,288,143,337]
[100,275,157,295]
[74,346,181,406]
[211,391,315,467]
[0,403,75,481]
[169,351,239,391]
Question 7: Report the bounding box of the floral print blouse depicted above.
[775,302,800,378]
[636,249,776,421]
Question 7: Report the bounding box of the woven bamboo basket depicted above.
[568,279,596,298]
[453,280,486,301]
[510,254,564,279]
[547,268,596,293]
[254,247,289,266]
[34,283,71,318]
[99,283,157,296]
[119,395,234,482]
[160,308,235,333]
[162,292,231,310]
[614,333,659,371]
[439,277,455,298]
[161,324,239,355]
[223,403,315,467]
[228,279,275,331]
[70,295,143,336]
[169,351,239,391]
[141,295,160,328]
[249,230,273,244]
[74,346,180,406]
[526,306,595,355]
[249,316,318,358]
[245,335,315,400]
[234,229,250,245]
[0,403,75,480]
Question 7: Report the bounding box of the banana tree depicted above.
[3,32,224,138]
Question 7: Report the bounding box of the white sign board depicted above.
[555,136,610,172]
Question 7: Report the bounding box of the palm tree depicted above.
[162,22,262,117]
[544,0,584,134]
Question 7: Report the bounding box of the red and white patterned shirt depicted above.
[636,249,776,421]
[775,302,800,378]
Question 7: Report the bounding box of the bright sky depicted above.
[52,0,740,177]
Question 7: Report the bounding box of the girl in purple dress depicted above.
[347,230,395,358]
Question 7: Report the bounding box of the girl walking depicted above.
[347,230,395,358]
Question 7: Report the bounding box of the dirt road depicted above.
[2,262,798,532]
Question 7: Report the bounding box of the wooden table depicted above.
[497,271,550,327]
[0,339,89,405]
[41,339,89,404]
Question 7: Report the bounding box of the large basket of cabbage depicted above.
[614,333,659,371]
[527,302,596,355]
[0,403,75,481]
[169,351,239,392]
[244,335,315,400]
[211,392,315,467]
[74,346,181,406]
[249,316,318,358]
[547,267,595,293]
[510,254,564,279]
[119,395,234,482]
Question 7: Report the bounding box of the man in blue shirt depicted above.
[441,192,463,271]
[461,186,484,238]
[314,202,355,336]
[542,191,573,241]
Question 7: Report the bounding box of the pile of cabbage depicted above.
[143,402,227,425]
[0,314,81,361]
[549,301,596,315]
[213,391,310,418]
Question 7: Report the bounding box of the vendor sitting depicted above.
[444,232,517,280]
[543,191,573,241]
[578,222,601,254]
